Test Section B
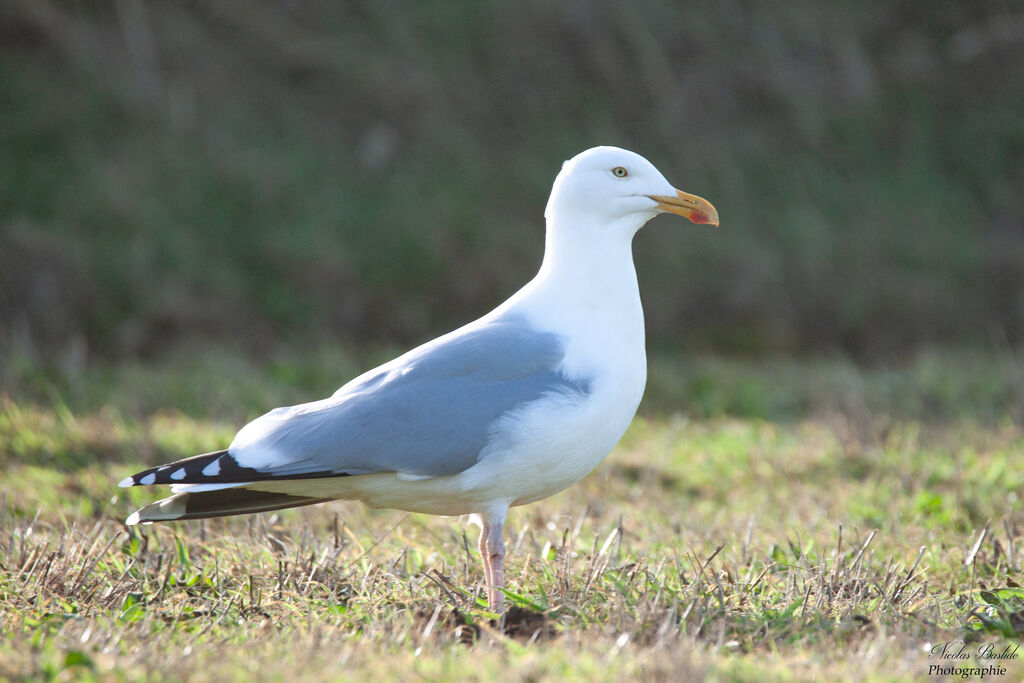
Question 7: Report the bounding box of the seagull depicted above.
[119,146,718,613]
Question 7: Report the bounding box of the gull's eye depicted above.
[611,166,629,178]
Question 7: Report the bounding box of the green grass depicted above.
[2,349,1024,680]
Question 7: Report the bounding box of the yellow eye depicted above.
[612,166,629,178]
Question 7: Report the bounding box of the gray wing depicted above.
[221,315,591,480]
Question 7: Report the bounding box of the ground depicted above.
[1,347,1023,681]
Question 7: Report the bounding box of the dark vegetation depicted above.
[2,0,1022,362]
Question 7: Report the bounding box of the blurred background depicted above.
[2,0,1022,366]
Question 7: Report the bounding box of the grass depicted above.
[2,348,1024,680]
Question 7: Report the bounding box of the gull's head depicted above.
[544,146,719,233]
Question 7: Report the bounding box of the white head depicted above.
[544,146,718,235]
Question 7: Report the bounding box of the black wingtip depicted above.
[119,449,234,487]
[119,449,353,487]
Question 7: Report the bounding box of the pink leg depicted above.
[477,523,493,605]
[478,508,507,613]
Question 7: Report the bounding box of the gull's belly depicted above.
[460,365,646,508]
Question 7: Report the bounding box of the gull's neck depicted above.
[505,210,647,365]
[536,215,640,306]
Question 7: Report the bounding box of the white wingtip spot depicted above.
[170,468,186,480]
[125,511,141,526]
[139,473,156,485]
[202,459,221,477]
[118,477,134,488]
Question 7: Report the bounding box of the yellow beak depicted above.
[647,189,719,226]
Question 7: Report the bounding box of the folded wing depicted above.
[121,315,591,489]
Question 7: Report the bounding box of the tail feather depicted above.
[126,486,334,525]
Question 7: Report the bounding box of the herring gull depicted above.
[119,146,719,613]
